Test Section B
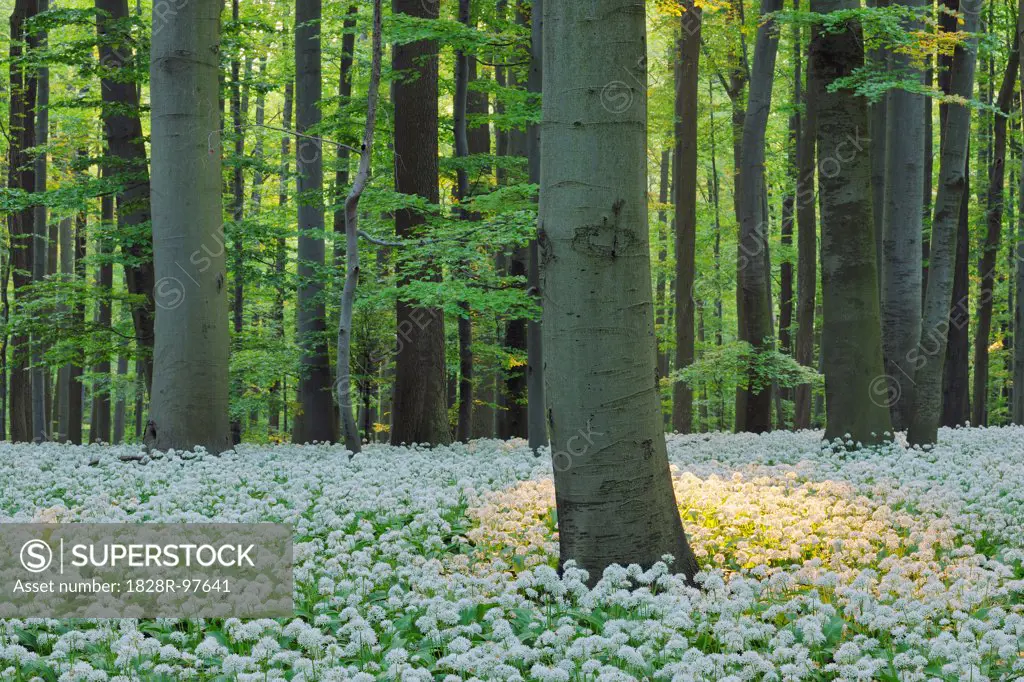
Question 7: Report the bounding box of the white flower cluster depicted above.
[0,428,1020,681]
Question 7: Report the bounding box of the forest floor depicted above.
[0,428,1023,680]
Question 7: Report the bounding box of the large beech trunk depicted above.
[880,0,926,432]
[292,0,337,444]
[146,0,231,453]
[810,0,893,444]
[540,0,699,583]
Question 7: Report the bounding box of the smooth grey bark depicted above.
[92,192,113,443]
[55,217,72,441]
[879,0,926,432]
[390,0,450,446]
[7,0,37,443]
[270,78,293,434]
[333,3,358,266]
[113,354,128,443]
[540,0,699,583]
[68,207,85,445]
[907,0,981,445]
[672,0,701,434]
[941,158,970,428]
[146,0,231,453]
[1015,6,1024,425]
[972,46,1018,426]
[810,0,892,445]
[96,0,155,393]
[526,0,546,452]
[794,25,817,431]
[293,0,337,444]
[867,0,890,277]
[30,0,48,443]
[230,0,244,339]
[454,0,473,443]
[337,0,382,455]
[734,0,783,434]
[656,149,670,383]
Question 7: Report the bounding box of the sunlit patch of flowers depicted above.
[0,428,1021,680]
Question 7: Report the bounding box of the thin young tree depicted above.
[907,0,981,445]
[337,0,383,454]
[146,0,231,453]
[810,0,892,444]
[541,0,699,583]
[974,44,1019,425]
[30,0,48,442]
[672,0,701,434]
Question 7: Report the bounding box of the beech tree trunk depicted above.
[31,0,48,443]
[907,0,981,445]
[92,192,113,443]
[794,26,817,431]
[337,0,382,455]
[941,157,971,427]
[810,0,892,445]
[972,39,1018,426]
[68,207,86,445]
[734,0,783,434]
[269,78,293,435]
[146,0,231,453]
[96,0,155,393]
[672,0,701,434]
[879,0,926,431]
[526,0,546,452]
[333,3,358,266]
[293,0,337,444]
[391,0,450,445]
[540,0,699,583]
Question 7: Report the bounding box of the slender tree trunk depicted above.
[794,35,817,431]
[810,0,892,444]
[333,3,358,266]
[270,79,293,435]
[113,354,128,443]
[468,58,495,438]
[972,49,1017,426]
[907,0,981,445]
[293,0,337,443]
[146,0,231,453]
[672,1,701,434]
[453,0,474,443]
[92,192,113,443]
[391,0,451,445]
[540,0,699,583]
[96,0,155,393]
[734,0,783,433]
[7,0,37,443]
[30,0,48,442]
[230,0,245,339]
[656,149,671,383]
[867,0,890,276]
[56,217,72,441]
[337,0,382,454]
[526,0,548,453]
[68,207,86,445]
